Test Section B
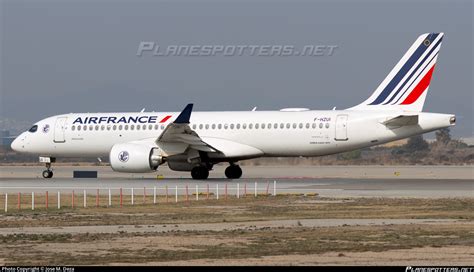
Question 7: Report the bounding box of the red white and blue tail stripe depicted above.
[350,33,443,112]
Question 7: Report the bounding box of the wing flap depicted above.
[201,137,264,158]
[189,145,217,152]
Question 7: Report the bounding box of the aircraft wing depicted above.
[382,114,419,127]
[156,104,221,153]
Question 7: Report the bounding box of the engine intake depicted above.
[109,143,164,173]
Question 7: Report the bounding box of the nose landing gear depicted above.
[42,169,53,179]
[40,157,55,179]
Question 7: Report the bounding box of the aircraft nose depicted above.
[10,138,19,151]
[10,134,24,152]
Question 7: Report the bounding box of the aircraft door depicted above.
[335,114,348,141]
[54,117,67,143]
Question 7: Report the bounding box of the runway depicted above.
[1,165,472,198]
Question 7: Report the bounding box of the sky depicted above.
[0,0,472,137]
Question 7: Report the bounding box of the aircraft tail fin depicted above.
[349,33,444,112]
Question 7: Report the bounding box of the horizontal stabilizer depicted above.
[382,115,419,127]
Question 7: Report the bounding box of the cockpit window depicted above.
[28,125,38,133]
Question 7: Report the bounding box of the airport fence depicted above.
[0,181,319,212]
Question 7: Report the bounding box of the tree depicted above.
[405,135,429,152]
[337,149,362,160]
[435,128,451,146]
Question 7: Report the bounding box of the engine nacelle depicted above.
[109,143,164,173]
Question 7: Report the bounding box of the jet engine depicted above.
[109,142,165,173]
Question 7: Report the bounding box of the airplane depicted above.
[11,32,455,179]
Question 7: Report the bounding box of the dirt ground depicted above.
[137,246,474,266]
[0,196,473,266]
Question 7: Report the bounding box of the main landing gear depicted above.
[190,163,242,180]
[191,166,209,180]
[225,164,242,179]
[40,156,55,179]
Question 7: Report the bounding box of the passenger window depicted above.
[325,123,330,128]
[306,123,310,129]
[319,123,323,128]
[255,123,259,129]
[89,125,93,131]
[130,125,135,130]
[236,124,240,129]
[83,125,87,131]
[161,125,165,130]
[312,123,316,129]
[212,124,216,129]
[101,125,105,130]
[71,126,75,131]
[243,124,247,129]
[192,124,197,130]
[118,125,123,130]
[137,125,141,130]
[274,123,278,129]
[249,124,253,129]
[299,123,303,129]
[124,125,129,130]
[95,125,99,131]
[199,124,203,130]
[205,124,209,130]
[154,125,158,130]
[149,124,153,130]
[77,126,81,131]
[292,123,297,129]
[224,124,228,129]
[107,125,111,131]
[218,124,222,129]
[279,123,284,129]
[230,124,234,129]
[112,125,116,131]
[262,123,266,129]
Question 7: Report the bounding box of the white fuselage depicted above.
[11,109,454,161]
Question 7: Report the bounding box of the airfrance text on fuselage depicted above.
[72,116,161,125]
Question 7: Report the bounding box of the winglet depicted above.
[174,103,193,124]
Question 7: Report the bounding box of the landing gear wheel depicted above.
[225,165,242,179]
[191,166,209,180]
[40,157,55,179]
[42,170,53,179]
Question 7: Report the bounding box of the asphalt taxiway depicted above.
[0,165,472,198]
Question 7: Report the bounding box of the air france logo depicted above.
[42,124,50,133]
[118,151,129,162]
[72,115,172,125]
